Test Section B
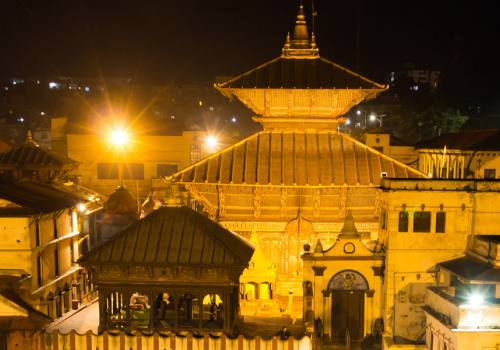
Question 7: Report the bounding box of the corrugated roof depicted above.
[81,206,254,267]
[0,140,77,167]
[416,129,500,150]
[439,255,500,282]
[169,131,425,186]
[0,180,83,214]
[217,57,386,90]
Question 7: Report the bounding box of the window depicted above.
[436,212,446,233]
[123,163,144,180]
[53,218,58,239]
[36,256,42,287]
[97,163,119,179]
[413,211,431,232]
[398,211,409,232]
[484,168,496,179]
[35,220,40,247]
[54,247,59,277]
[380,209,387,229]
[157,164,178,177]
[190,143,202,163]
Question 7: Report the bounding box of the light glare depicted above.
[468,293,484,307]
[110,129,129,146]
[206,135,218,148]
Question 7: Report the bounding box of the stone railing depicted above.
[40,330,312,350]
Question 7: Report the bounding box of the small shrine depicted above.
[80,206,254,334]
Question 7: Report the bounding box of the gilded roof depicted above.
[0,138,77,168]
[81,206,254,267]
[217,56,385,90]
[0,180,84,214]
[168,131,425,186]
[104,185,138,217]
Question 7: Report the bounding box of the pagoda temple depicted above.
[168,5,425,321]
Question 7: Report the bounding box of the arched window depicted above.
[106,291,126,328]
[202,294,223,328]
[63,283,70,313]
[46,292,54,318]
[55,288,62,318]
[178,293,199,327]
[129,292,150,329]
[155,292,175,328]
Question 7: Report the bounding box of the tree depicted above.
[390,103,469,144]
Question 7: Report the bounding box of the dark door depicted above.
[331,290,364,342]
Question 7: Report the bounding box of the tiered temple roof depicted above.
[169,130,423,187]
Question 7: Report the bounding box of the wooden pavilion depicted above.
[80,206,254,334]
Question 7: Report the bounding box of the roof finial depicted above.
[311,32,317,49]
[281,3,319,58]
[25,130,39,146]
[284,32,291,49]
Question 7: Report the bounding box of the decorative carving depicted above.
[218,186,226,218]
[280,188,287,218]
[338,187,347,218]
[220,220,379,233]
[374,190,381,215]
[329,270,368,291]
[253,188,262,218]
[313,188,321,218]
[314,239,323,253]
[311,266,327,276]
[372,266,384,277]
[366,289,375,298]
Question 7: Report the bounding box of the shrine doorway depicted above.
[328,270,368,343]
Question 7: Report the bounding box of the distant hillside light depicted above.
[110,129,129,147]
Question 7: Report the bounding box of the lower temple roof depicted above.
[168,131,425,187]
[80,206,254,267]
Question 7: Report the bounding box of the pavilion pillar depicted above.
[148,289,155,329]
[198,291,203,329]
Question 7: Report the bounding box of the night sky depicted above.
[1,0,499,107]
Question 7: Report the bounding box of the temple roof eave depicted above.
[166,130,427,188]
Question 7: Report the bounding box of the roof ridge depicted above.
[82,206,254,266]
[318,57,387,90]
[341,133,428,178]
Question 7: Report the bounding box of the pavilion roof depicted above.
[168,130,425,187]
[81,206,254,267]
[0,132,77,168]
[217,56,386,90]
[0,179,87,215]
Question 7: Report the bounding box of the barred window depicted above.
[157,164,178,177]
[398,211,409,232]
[97,163,119,179]
[413,211,431,232]
[123,163,144,180]
[436,212,446,233]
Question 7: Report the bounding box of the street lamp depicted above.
[368,113,385,127]
[110,129,129,147]
[206,135,218,149]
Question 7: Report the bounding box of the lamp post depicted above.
[109,128,130,183]
[368,113,386,127]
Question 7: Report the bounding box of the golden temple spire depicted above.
[282,3,319,58]
[25,130,39,147]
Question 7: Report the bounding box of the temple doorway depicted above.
[328,270,368,343]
